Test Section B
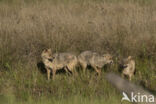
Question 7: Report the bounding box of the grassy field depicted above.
[0,0,156,104]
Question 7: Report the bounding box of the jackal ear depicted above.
[47,48,52,52]
[128,56,132,60]
[44,49,48,52]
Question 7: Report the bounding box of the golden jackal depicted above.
[41,49,78,80]
[78,51,113,75]
[121,56,135,81]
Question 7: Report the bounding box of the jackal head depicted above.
[41,48,53,60]
[122,56,132,68]
[102,54,113,64]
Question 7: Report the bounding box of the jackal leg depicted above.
[67,65,77,76]
[64,67,69,73]
[46,68,51,80]
[93,66,101,76]
[52,69,56,80]
[64,66,72,75]
[96,68,101,76]
[129,74,133,81]
[81,63,87,73]
[71,67,78,76]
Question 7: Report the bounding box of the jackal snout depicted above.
[102,54,113,64]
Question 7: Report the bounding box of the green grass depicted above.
[0,59,155,104]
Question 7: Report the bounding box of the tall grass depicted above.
[0,0,156,104]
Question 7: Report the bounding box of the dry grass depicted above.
[0,0,156,103]
[0,0,156,62]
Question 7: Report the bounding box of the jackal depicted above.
[121,56,135,81]
[78,51,113,75]
[41,49,78,80]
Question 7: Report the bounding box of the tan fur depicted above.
[41,49,78,80]
[78,51,113,75]
[122,56,135,81]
